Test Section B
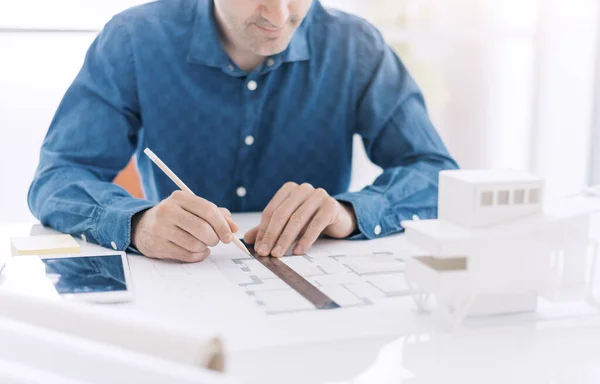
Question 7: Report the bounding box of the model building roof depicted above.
[442,169,544,184]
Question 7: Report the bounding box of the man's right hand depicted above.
[131,191,238,262]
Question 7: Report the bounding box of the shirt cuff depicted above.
[126,244,143,255]
[92,198,156,251]
[334,191,438,240]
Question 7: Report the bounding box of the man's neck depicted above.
[221,40,265,73]
[213,7,265,72]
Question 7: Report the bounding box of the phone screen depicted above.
[42,255,127,294]
[0,255,128,297]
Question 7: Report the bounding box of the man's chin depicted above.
[252,38,292,57]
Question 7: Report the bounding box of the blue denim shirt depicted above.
[28,0,458,252]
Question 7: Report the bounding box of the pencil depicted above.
[144,148,250,256]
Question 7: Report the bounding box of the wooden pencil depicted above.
[144,148,250,256]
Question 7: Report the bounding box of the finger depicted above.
[219,207,232,217]
[225,215,239,234]
[243,227,259,245]
[170,206,220,247]
[173,243,211,263]
[255,182,298,247]
[164,226,209,253]
[294,200,338,255]
[219,207,239,233]
[271,189,329,257]
[147,239,210,263]
[258,183,315,257]
[172,191,233,243]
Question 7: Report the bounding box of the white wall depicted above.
[0,0,147,30]
[531,0,599,197]
[354,0,600,199]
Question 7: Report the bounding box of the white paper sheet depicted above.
[119,228,428,352]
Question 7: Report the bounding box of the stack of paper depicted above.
[10,234,80,256]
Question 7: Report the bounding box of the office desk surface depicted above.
[2,214,600,384]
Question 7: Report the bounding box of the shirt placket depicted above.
[232,74,261,211]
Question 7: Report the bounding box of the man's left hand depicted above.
[243,182,357,257]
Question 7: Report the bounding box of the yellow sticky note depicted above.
[10,234,81,256]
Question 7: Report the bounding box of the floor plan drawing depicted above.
[211,251,411,314]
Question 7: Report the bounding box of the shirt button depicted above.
[374,225,382,236]
[412,214,420,221]
[227,64,235,71]
[247,80,258,91]
[111,241,118,250]
[236,187,247,197]
[266,58,275,67]
[81,234,87,242]
[244,135,255,146]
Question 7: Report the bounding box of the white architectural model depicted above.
[438,169,544,227]
[403,170,600,326]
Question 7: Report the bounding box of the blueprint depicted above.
[211,250,411,314]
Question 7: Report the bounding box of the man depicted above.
[28,0,458,263]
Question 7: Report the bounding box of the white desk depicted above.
[2,214,600,384]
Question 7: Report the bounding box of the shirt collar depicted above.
[188,0,316,68]
[187,0,232,68]
[276,1,317,63]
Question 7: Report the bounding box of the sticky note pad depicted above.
[10,234,81,256]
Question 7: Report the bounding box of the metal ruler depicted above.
[243,242,340,310]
